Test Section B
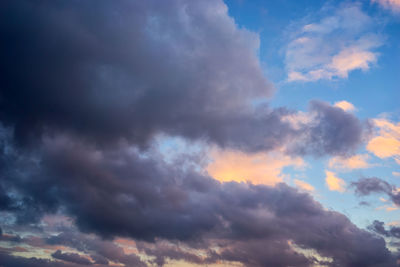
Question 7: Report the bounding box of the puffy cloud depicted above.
[0,1,368,157]
[367,118,400,164]
[289,101,366,156]
[325,171,346,192]
[286,3,383,82]
[0,0,274,149]
[328,154,371,170]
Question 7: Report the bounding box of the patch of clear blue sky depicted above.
[225,0,400,120]
[225,0,400,226]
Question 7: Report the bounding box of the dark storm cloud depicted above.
[0,137,396,266]
[369,220,400,239]
[0,252,93,267]
[352,177,400,205]
[0,0,367,156]
[0,0,274,148]
[47,230,146,267]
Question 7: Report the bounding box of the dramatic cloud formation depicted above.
[0,134,396,266]
[286,3,383,82]
[0,0,396,266]
[0,0,275,149]
[0,1,370,157]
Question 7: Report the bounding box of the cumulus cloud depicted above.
[325,171,346,192]
[288,101,366,156]
[286,3,383,82]
[367,118,400,164]
[0,0,391,266]
[0,0,274,149]
[0,1,369,157]
[0,136,396,266]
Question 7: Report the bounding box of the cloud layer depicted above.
[0,0,394,266]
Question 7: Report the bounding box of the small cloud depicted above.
[388,220,400,226]
[367,118,400,164]
[372,0,400,14]
[334,100,356,112]
[328,154,371,170]
[376,205,399,211]
[294,179,315,192]
[325,170,346,192]
[393,171,400,177]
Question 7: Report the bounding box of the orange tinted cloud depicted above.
[325,171,346,192]
[330,48,377,78]
[207,149,304,186]
[367,119,400,164]
[328,154,370,170]
[294,179,315,192]
[372,0,400,13]
[334,100,356,112]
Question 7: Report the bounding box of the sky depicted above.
[0,0,399,266]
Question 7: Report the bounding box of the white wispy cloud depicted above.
[285,3,383,82]
[372,0,400,13]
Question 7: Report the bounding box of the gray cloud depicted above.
[368,220,400,239]
[52,250,92,266]
[351,177,400,206]
[0,0,367,157]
